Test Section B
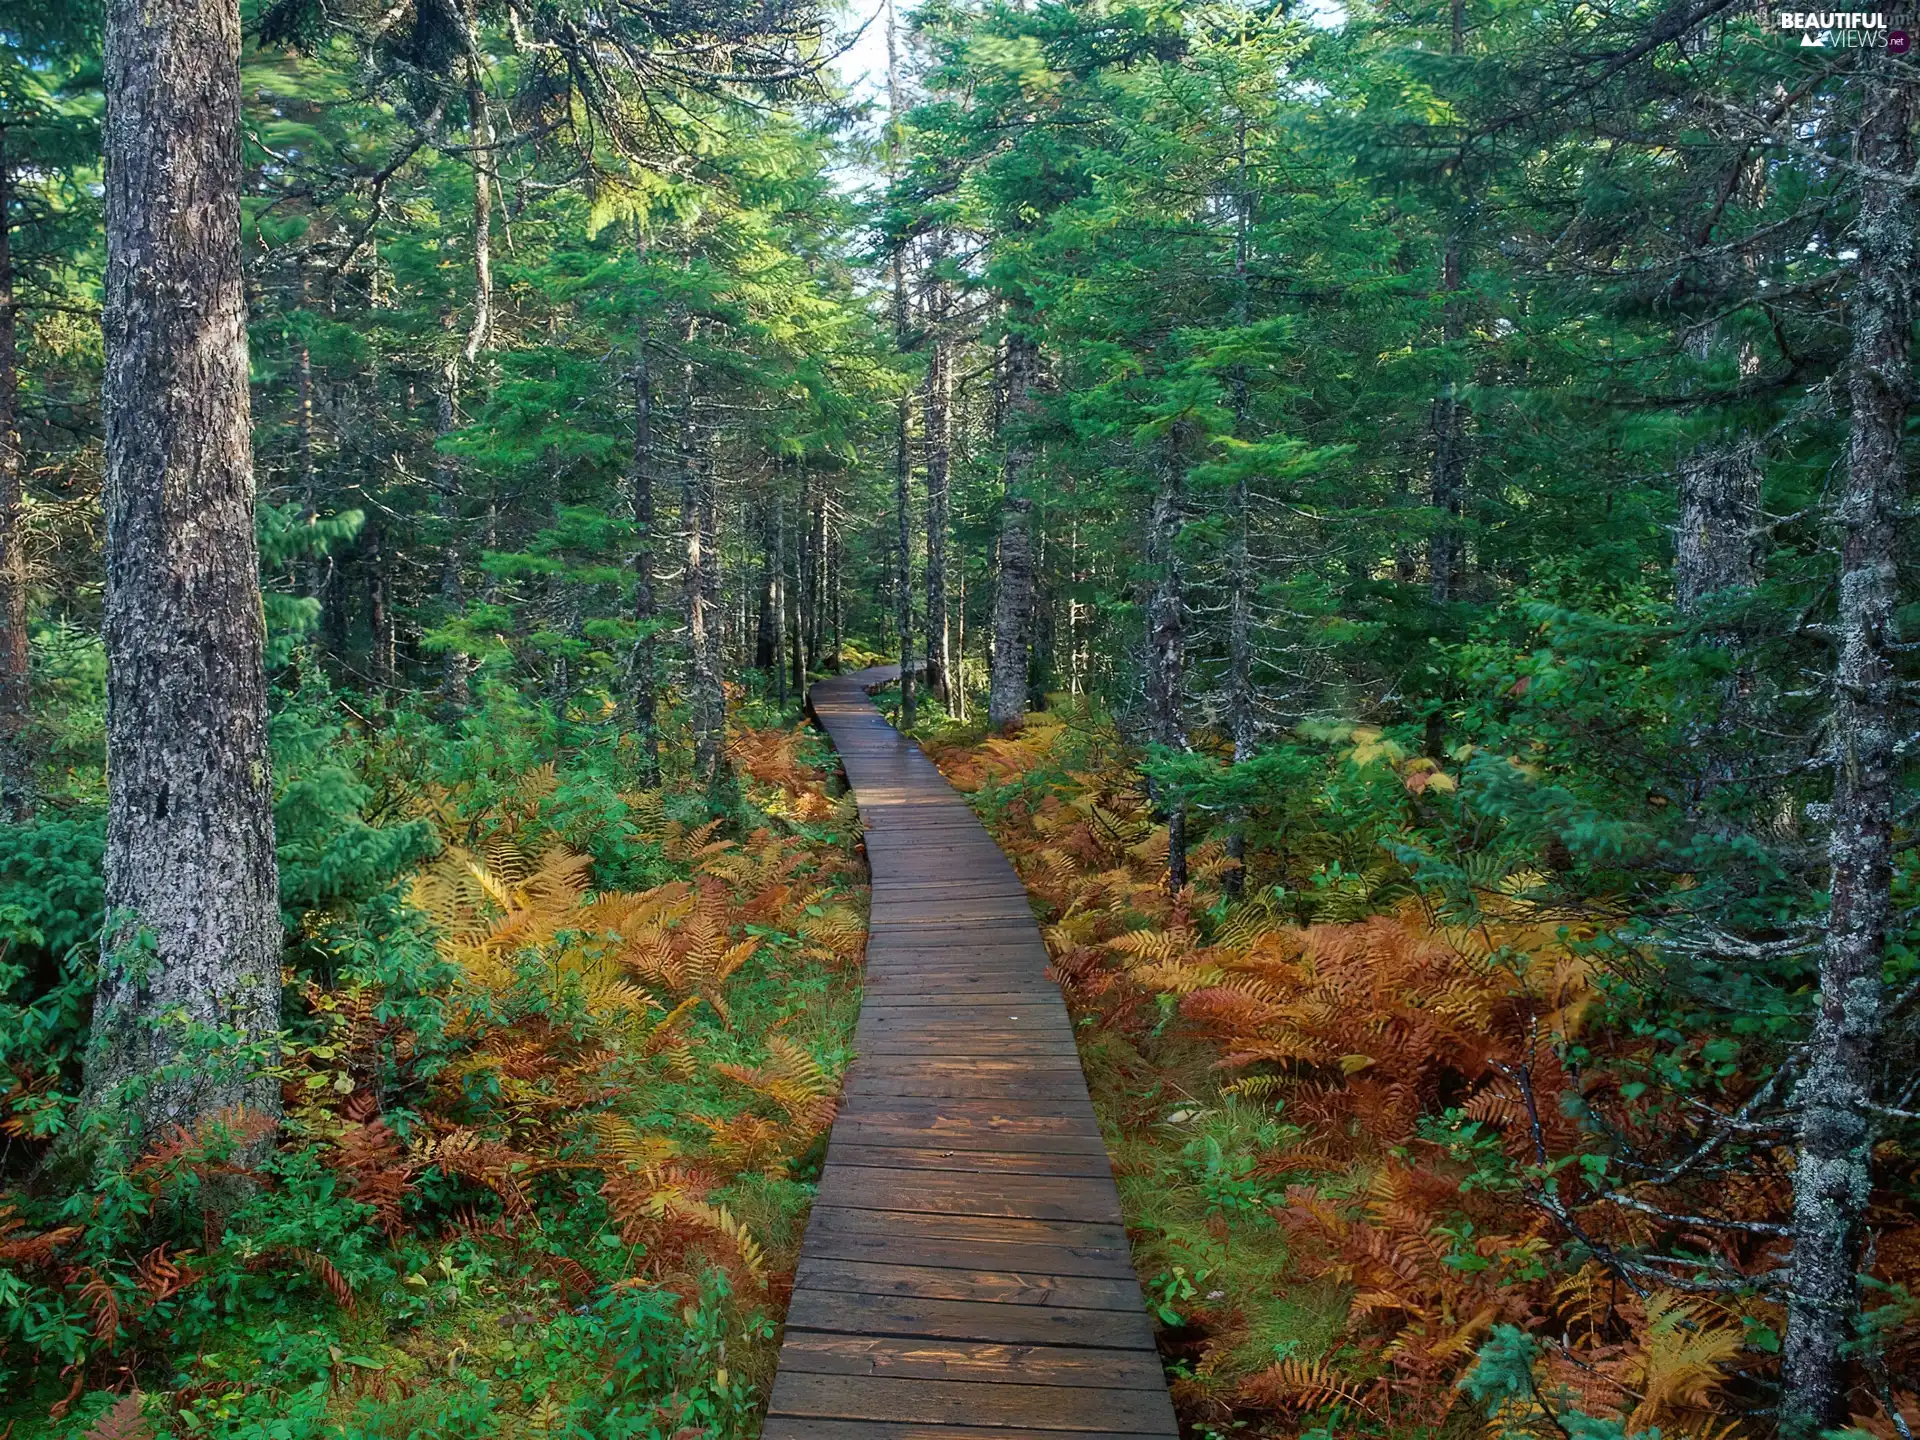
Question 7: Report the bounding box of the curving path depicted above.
[764,667,1178,1440]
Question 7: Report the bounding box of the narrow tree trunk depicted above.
[628,256,660,784]
[1144,442,1189,892]
[893,324,915,726]
[953,555,966,723]
[679,339,724,791]
[1224,124,1254,897]
[366,521,394,688]
[1781,81,1914,1440]
[923,241,953,711]
[1675,436,1762,612]
[1427,231,1469,605]
[788,483,805,698]
[772,492,789,704]
[886,5,915,724]
[989,329,1039,730]
[434,365,469,710]
[87,0,283,1143]
[830,523,843,671]
[811,490,828,674]
[0,130,30,820]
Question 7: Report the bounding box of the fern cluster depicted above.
[929,713,1917,1440]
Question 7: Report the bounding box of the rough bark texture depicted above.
[923,241,953,711]
[989,329,1039,730]
[0,130,29,820]
[1675,436,1761,613]
[628,279,660,785]
[1780,80,1914,1440]
[87,0,283,1140]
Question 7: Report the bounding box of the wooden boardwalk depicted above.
[764,668,1177,1440]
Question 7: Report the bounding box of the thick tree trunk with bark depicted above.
[0,131,29,820]
[1780,80,1914,1440]
[86,0,283,1143]
[628,284,660,785]
[989,329,1039,730]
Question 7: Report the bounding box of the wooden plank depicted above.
[783,1288,1158,1351]
[826,1122,1111,1155]
[831,1098,1103,1133]
[815,1166,1125,1224]
[776,1333,1166,1389]
[795,1257,1146,1311]
[768,1373,1178,1433]
[826,1144,1115,1178]
[843,1075,1093,1102]
[764,1422,1163,1440]
[800,1229,1135,1281]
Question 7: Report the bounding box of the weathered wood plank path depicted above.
[764,667,1177,1439]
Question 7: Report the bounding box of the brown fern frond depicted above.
[83,1394,153,1440]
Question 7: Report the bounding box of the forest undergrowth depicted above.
[0,684,864,1439]
[926,710,1920,1440]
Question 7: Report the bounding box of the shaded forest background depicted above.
[0,0,1916,1434]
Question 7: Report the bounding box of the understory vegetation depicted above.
[928,706,1919,1440]
[2,691,865,1435]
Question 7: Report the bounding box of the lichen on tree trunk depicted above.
[1780,78,1914,1440]
[86,0,283,1146]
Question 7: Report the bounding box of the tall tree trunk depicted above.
[628,255,660,784]
[679,336,724,790]
[0,130,30,820]
[294,262,328,639]
[893,311,915,727]
[1223,121,1254,897]
[989,328,1039,730]
[952,554,966,723]
[1144,442,1188,893]
[830,523,843,671]
[436,65,494,714]
[366,521,394,688]
[923,239,953,711]
[1781,81,1914,1440]
[788,481,805,698]
[434,365,469,710]
[811,489,828,674]
[886,3,915,725]
[87,0,283,1143]
[1427,230,1469,605]
[772,491,789,704]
